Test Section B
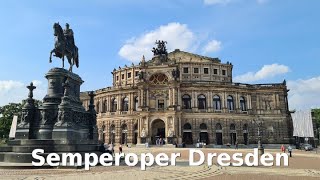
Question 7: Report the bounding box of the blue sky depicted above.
[0,0,320,109]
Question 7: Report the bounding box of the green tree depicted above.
[0,103,22,139]
[312,109,320,129]
[0,100,42,140]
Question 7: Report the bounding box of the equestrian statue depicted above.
[49,23,79,72]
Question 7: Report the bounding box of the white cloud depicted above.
[287,76,320,110]
[0,80,46,106]
[234,64,290,83]
[0,80,24,92]
[118,22,197,62]
[204,0,231,5]
[203,40,222,54]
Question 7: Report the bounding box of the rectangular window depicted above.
[128,72,132,78]
[194,68,199,73]
[135,71,139,76]
[121,74,125,79]
[204,68,209,74]
[222,70,226,76]
[116,76,119,81]
[158,100,164,109]
[214,69,218,74]
[183,67,189,73]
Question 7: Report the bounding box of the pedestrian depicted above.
[281,144,285,153]
[119,145,123,154]
[235,141,238,150]
[107,144,113,155]
[288,145,292,157]
[111,143,114,155]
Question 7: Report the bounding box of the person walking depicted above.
[281,144,285,153]
[235,141,238,150]
[288,145,293,157]
[119,145,123,154]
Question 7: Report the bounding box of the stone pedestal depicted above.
[0,68,100,164]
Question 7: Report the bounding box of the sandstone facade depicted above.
[80,49,293,146]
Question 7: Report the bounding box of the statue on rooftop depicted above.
[152,40,168,56]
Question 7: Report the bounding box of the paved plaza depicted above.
[0,147,319,180]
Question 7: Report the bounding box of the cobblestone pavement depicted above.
[0,147,319,180]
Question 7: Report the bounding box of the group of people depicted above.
[155,138,165,146]
[99,143,123,155]
[281,144,293,157]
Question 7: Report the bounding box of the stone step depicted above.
[0,144,99,153]
[7,139,98,146]
[0,151,103,163]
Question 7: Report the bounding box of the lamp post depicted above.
[253,118,264,156]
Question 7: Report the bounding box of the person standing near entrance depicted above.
[288,145,293,157]
[119,145,123,154]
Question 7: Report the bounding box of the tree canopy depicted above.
[0,100,42,139]
[312,109,320,129]
[0,103,22,139]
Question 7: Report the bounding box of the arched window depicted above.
[110,124,115,144]
[134,96,138,111]
[227,95,234,111]
[122,97,129,111]
[182,94,191,109]
[216,123,222,131]
[96,101,100,113]
[121,124,128,144]
[183,123,192,130]
[213,95,221,110]
[102,99,107,113]
[198,95,206,110]
[111,98,117,112]
[230,124,236,131]
[200,123,207,130]
[121,124,128,131]
[243,124,248,131]
[230,124,236,145]
[199,123,208,144]
[240,96,247,111]
[110,124,115,132]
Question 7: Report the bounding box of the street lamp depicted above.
[253,118,264,156]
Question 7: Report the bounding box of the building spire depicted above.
[142,55,145,63]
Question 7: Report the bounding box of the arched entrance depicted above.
[243,124,248,145]
[199,123,209,144]
[230,124,237,145]
[133,124,138,144]
[109,124,115,144]
[183,123,193,144]
[101,123,106,143]
[216,123,223,145]
[121,124,128,144]
[151,119,165,145]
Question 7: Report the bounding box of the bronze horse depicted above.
[49,23,79,72]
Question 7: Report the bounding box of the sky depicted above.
[0,0,319,110]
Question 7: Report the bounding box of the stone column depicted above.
[16,82,37,139]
